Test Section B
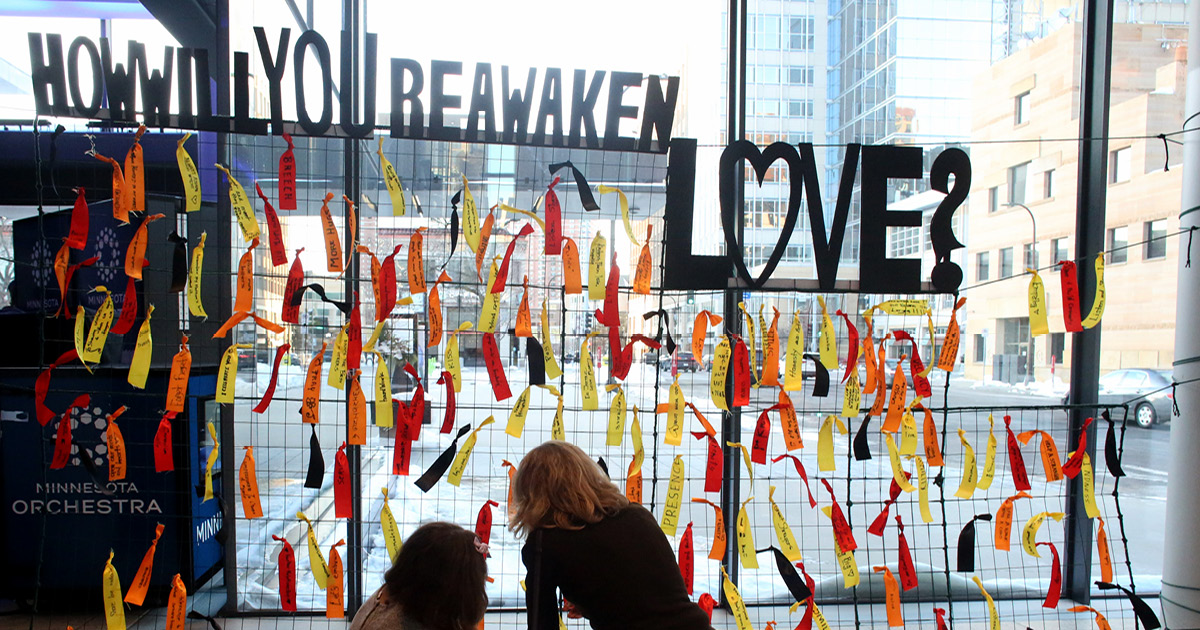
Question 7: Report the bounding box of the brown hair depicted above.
[509,440,629,536]
[384,522,488,630]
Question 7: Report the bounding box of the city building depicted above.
[964,19,1186,383]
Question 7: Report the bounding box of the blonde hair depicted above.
[509,441,629,536]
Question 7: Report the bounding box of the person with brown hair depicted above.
[350,521,488,630]
[511,440,712,630]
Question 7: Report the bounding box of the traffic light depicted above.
[686,291,695,305]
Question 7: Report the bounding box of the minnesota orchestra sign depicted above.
[26,28,680,152]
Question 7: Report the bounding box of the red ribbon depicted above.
[482,333,512,401]
[934,608,949,630]
[820,479,857,552]
[278,133,297,210]
[611,334,660,381]
[896,515,918,591]
[893,330,931,397]
[693,431,723,493]
[1037,541,1062,608]
[66,187,89,250]
[475,499,499,544]
[347,295,362,371]
[1061,416,1094,478]
[594,254,621,328]
[256,182,288,266]
[1059,260,1083,332]
[59,256,99,318]
[110,275,138,335]
[795,563,818,630]
[1004,415,1032,491]
[771,453,817,508]
[281,248,305,324]
[545,177,562,255]
[50,394,90,469]
[254,344,292,414]
[392,422,413,476]
[732,336,751,407]
[154,411,176,472]
[35,349,79,425]
[437,371,456,434]
[752,404,787,464]
[272,535,297,611]
[378,244,402,321]
[835,310,860,383]
[492,223,535,294]
[679,522,694,595]
[868,477,906,536]
[334,442,351,518]
[404,364,425,441]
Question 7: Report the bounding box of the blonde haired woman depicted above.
[511,441,712,630]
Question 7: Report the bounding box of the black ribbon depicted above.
[168,231,188,293]
[304,425,324,489]
[78,445,115,494]
[526,338,546,386]
[1095,581,1161,629]
[759,547,812,603]
[804,354,829,397]
[956,513,992,572]
[188,611,224,630]
[1102,410,1125,478]
[853,415,873,461]
[642,309,678,356]
[290,283,352,315]
[548,161,600,211]
[444,190,461,269]
[597,457,609,478]
[415,424,471,492]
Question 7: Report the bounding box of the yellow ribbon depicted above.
[448,417,494,486]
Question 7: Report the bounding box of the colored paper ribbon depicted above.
[177,134,200,213]
[820,478,857,552]
[462,175,481,253]
[272,535,297,611]
[1029,268,1049,336]
[408,228,427,294]
[297,511,329,588]
[504,386,533,438]
[253,344,291,413]
[771,453,817,508]
[1022,511,1065,557]
[978,414,998,490]
[1061,416,1094,479]
[255,182,288,266]
[306,425,324,488]
[107,408,127,481]
[691,498,726,560]
[736,495,757,570]
[678,522,694,594]
[188,233,208,319]
[202,421,219,501]
[953,428,978,499]
[768,486,802,561]
[660,455,685,537]
[784,310,805,391]
[154,412,175,473]
[215,163,260,242]
[995,491,1031,551]
[380,488,402,563]
[872,566,903,627]
[956,513,992,572]
[1036,541,1062,608]
[102,550,126,630]
[1059,260,1083,332]
[448,418,494,487]
[166,574,187,630]
[720,566,753,630]
[239,446,263,518]
[1102,411,1126,478]
[1017,428,1064,481]
[35,349,78,425]
[326,539,346,618]
[124,522,164,605]
[818,415,848,472]
[378,138,405,215]
[334,442,351,518]
[972,576,1001,630]
[1083,255,1106,328]
[817,296,837,371]
[937,297,967,371]
[1004,415,1032,490]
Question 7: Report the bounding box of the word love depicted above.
[663,139,970,293]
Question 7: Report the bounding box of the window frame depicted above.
[1144,219,1167,260]
[1107,226,1129,264]
[1015,90,1030,125]
[976,251,990,281]
[999,247,1014,278]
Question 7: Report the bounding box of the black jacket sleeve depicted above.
[522,530,560,630]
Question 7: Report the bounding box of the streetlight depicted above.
[1006,202,1037,385]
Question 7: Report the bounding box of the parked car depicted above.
[660,351,703,373]
[1061,368,1173,429]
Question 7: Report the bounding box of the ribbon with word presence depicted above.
[176,134,200,213]
[1068,606,1114,630]
[972,576,1001,630]
[720,566,754,630]
[1029,268,1049,336]
[124,523,164,606]
[253,344,291,414]
[239,446,263,518]
[166,335,191,413]
[255,183,287,266]
[273,535,297,611]
[448,418,494,487]
[1096,582,1161,629]
[978,415,998,490]
[735,495,757,570]
[1022,511,1065,557]
[124,213,163,281]
[661,455,686,537]
[188,233,208,319]
[937,298,967,371]
[957,513,992,572]
[106,407,127,481]
[1017,428,1064,481]
[1003,415,1032,490]
[818,415,848,472]
[1059,260,1083,332]
[1061,416,1094,479]
[953,428,978,499]
[102,550,126,630]
[872,566,903,627]
[326,539,346,618]
[380,488,402,563]
[377,138,405,215]
[995,491,1032,551]
[691,499,727,560]
[306,426,324,487]
[35,349,78,425]
[154,412,176,473]
[215,163,260,241]
[768,486,802,561]
[166,574,186,630]
[202,421,219,502]
[1036,541,1062,608]
[297,511,329,588]
[771,453,817,509]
